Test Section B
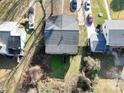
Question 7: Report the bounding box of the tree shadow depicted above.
[110,0,124,11]
[92,53,123,79]
[0,55,17,69]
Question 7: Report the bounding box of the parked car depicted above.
[96,24,102,33]
[87,14,93,25]
[28,7,34,30]
[84,0,90,11]
[70,0,77,12]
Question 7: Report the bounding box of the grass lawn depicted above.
[90,0,108,26]
[49,55,70,79]
[107,0,124,19]
[79,26,87,46]
[64,55,82,81]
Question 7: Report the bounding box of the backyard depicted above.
[90,0,108,26]
[48,55,70,79]
[107,0,124,19]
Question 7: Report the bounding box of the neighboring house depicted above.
[90,20,124,52]
[102,20,124,48]
[0,22,26,56]
[44,15,79,55]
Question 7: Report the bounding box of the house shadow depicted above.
[92,53,123,79]
[0,55,17,69]
[30,29,70,80]
[27,15,70,80]
[78,45,90,71]
[78,45,124,79]
[110,0,124,12]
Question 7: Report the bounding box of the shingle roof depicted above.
[45,15,79,30]
[45,15,79,54]
[105,20,124,30]
[8,36,21,50]
[104,20,124,46]
[8,36,21,54]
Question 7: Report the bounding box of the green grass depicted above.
[49,55,70,79]
[91,0,108,26]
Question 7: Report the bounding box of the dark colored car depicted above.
[96,24,102,33]
[70,0,77,12]
[87,14,93,25]
[84,1,90,11]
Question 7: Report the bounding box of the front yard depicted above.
[90,0,108,26]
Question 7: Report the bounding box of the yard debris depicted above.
[29,65,43,83]
[75,56,101,91]
[17,65,43,93]
[27,88,37,93]
[82,56,100,76]
[64,73,82,93]
[98,12,103,17]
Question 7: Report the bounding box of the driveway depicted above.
[77,0,84,25]
[84,0,96,38]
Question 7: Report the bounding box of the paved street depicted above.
[84,0,96,38]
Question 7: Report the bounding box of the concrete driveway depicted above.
[77,0,84,25]
[84,0,96,38]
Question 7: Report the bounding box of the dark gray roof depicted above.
[0,32,10,45]
[45,15,79,54]
[45,15,79,30]
[8,36,21,54]
[8,36,21,50]
[103,20,124,46]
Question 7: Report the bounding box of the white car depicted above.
[28,8,35,30]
